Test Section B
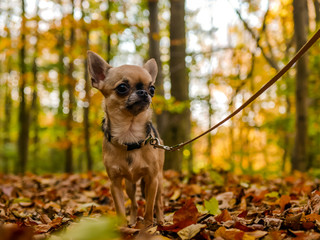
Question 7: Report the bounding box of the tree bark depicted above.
[82,0,93,172]
[162,0,190,171]
[30,0,40,173]
[3,75,12,174]
[292,0,309,172]
[105,0,112,62]
[17,0,30,174]
[314,0,320,24]
[147,0,166,137]
[65,0,76,173]
[57,32,65,116]
[2,7,13,174]
[84,32,93,172]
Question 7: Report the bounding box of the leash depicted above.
[150,28,320,152]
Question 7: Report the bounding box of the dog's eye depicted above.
[149,86,155,97]
[116,83,129,95]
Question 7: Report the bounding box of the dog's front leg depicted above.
[110,177,126,219]
[155,174,164,224]
[125,180,138,225]
[144,176,158,224]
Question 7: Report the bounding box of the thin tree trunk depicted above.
[105,0,112,62]
[207,84,213,167]
[3,71,12,174]
[83,32,93,171]
[313,0,320,169]
[57,33,65,116]
[82,0,93,172]
[17,0,30,174]
[30,0,40,173]
[163,0,190,171]
[314,0,320,24]
[2,8,13,174]
[147,0,167,144]
[65,0,75,173]
[292,0,309,172]
[282,94,291,172]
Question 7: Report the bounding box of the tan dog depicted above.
[87,51,164,225]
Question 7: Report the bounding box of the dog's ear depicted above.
[143,59,158,83]
[87,50,112,90]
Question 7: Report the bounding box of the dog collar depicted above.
[108,134,152,151]
[101,119,156,151]
[124,135,152,151]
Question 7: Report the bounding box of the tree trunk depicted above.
[65,0,75,173]
[147,0,166,137]
[3,65,12,174]
[57,33,65,117]
[83,34,93,172]
[17,0,30,175]
[292,0,309,172]
[30,0,40,173]
[82,0,93,172]
[314,0,320,24]
[163,0,190,171]
[2,9,13,174]
[207,84,214,168]
[105,0,112,62]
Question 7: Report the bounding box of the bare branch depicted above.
[234,3,280,71]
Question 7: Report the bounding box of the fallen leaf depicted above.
[204,197,221,215]
[245,230,268,238]
[177,224,206,240]
[264,217,283,230]
[302,213,320,222]
[40,214,52,224]
[158,199,199,232]
[1,186,15,198]
[278,195,291,212]
[34,224,52,234]
[170,189,181,201]
[310,191,320,214]
[215,209,232,223]
[216,192,235,209]
[284,213,302,230]
[237,210,248,218]
[265,191,280,199]
[184,184,202,195]
[214,227,244,240]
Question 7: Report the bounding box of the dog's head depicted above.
[87,51,158,116]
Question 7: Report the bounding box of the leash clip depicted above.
[149,138,172,151]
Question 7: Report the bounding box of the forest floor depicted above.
[0,170,320,240]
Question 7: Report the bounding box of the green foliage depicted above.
[49,216,120,240]
[265,191,280,199]
[204,197,221,215]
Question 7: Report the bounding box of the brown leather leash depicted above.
[150,28,320,152]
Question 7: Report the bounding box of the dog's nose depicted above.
[136,90,148,98]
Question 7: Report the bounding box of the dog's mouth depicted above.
[126,99,150,116]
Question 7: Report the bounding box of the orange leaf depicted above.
[302,213,320,222]
[173,199,199,225]
[278,195,291,212]
[214,227,244,240]
[158,199,199,232]
[215,209,232,223]
[34,224,52,234]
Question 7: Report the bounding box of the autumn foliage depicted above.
[0,171,320,240]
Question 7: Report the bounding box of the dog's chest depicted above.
[107,149,149,182]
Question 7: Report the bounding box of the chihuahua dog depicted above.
[87,51,164,225]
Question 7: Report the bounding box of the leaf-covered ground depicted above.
[0,170,320,240]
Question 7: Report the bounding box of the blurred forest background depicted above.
[0,0,319,176]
